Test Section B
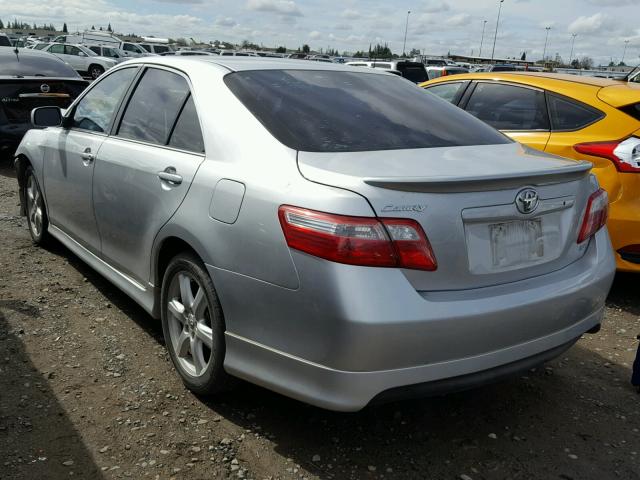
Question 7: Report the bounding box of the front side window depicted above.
[118,68,190,144]
[426,82,466,103]
[225,70,509,152]
[65,45,82,56]
[465,82,549,131]
[71,68,137,133]
[547,94,603,131]
[123,43,137,52]
[89,46,100,55]
[140,44,152,52]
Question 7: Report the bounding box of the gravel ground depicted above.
[0,162,639,480]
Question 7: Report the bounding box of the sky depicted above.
[0,0,638,64]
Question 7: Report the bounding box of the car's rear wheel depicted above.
[24,166,49,245]
[89,64,105,79]
[160,252,229,394]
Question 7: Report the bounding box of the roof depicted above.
[122,56,390,75]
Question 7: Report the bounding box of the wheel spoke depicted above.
[175,331,190,358]
[195,322,213,348]
[168,299,186,322]
[191,287,205,314]
[178,274,194,309]
[191,337,206,374]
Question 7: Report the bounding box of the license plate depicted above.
[490,219,544,268]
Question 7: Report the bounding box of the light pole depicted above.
[569,33,577,65]
[622,39,630,65]
[542,26,551,63]
[490,0,504,62]
[479,20,487,58]
[402,10,411,57]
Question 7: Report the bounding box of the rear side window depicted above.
[547,94,603,131]
[168,96,205,153]
[0,51,79,76]
[48,44,64,54]
[89,46,100,55]
[118,68,190,144]
[224,70,509,152]
[465,82,549,131]
[71,67,136,132]
[426,82,466,103]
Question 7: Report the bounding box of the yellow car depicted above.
[421,72,640,272]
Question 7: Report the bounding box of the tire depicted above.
[89,64,105,80]
[24,166,50,245]
[160,252,230,395]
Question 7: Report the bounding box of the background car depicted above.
[422,71,640,272]
[346,60,429,83]
[15,58,614,411]
[87,45,128,63]
[426,65,469,80]
[0,33,11,47]
[0,48,88,160]
[138,42,173,55]
[41,43,117,79]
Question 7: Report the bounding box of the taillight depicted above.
[278,205,437,271]
[574,137,640,173]
[577,188,608,244]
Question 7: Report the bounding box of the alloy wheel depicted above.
[166,271,214,377]
[26,174,43,239]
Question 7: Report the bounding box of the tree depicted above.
[91,25,95,30]
[275,46,286,53]
[409,47,421,56]
[107,23,112,32]
[369,43,393,58]
[578,56,593,70]
[521,51,526,61]
[302,44,310,53]
[571,59,580,69]
[0,19,4,29]
[62,22,67,32]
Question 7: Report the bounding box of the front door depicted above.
[93,67,205,284]
[43,66,138,252]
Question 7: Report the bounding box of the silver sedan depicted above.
[15,58,615,411]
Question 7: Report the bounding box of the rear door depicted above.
[461,81,551,151]
[63,45,89,72]
[43,67,138,252]
[93,66,205,284]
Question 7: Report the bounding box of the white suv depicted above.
[42,43,117,79]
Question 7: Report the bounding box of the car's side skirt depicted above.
[48,224,156,316]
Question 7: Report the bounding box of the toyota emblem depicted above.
[40,84,50,93]
[515,188,539,214]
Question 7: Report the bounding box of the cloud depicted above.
[340,9,360,20]
[568,12,614,35]
[421,1,450,13]
[585,0,637,5]
[246,0,302,17]
[215,16,237,27]
[445,13,471,27]
[309,30,321,39]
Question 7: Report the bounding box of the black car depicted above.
[0,48,88,160]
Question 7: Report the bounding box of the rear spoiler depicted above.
[363,161,592,193]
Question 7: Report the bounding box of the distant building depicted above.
[447,53,535,66]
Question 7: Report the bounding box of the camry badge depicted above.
[515,188,539,214]
[381,204,426,213]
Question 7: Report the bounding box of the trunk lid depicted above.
[298,143,594,291]
[0,78,87,125]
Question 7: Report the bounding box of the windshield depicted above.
[225,69,509,153]
[0,51,80,77]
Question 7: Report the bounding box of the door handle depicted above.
[81,147,94,163]
[158,167,182,185]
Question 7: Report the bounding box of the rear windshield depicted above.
[0,51,79,77]
[0,36,11,47]
[225,69,509,152]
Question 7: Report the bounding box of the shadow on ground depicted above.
[0,301,105,479]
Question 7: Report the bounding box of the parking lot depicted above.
[0,162,638,480]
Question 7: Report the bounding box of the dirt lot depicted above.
[0,162,639,480]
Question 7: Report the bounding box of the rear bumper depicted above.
[224,313,595,411]
[211,228,615,411]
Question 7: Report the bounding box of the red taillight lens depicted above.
[577,188,608,244]
[278,206,437,271]
[574,137,640,173]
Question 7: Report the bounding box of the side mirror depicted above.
[31,106,62,127]
[78,51,87,57]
